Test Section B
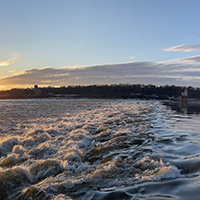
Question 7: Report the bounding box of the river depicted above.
[0,99,200,200]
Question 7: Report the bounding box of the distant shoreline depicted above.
[0,84,200,100]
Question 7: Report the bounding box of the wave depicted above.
[0,99,199,199]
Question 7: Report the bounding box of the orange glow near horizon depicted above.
[0,86,6,90]
[0,84,62,91]
[0,85,33,91]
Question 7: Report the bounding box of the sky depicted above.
[1,0,200,89]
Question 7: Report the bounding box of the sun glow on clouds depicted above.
[0,53,20,67]
[0,60,200,88]
[9,70,16,73]
[1,43,200,89]
[0,61,11,67]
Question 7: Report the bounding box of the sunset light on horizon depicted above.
[1,0,200,89]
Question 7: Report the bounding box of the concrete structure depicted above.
[181,88,188,104]
[34,85,41,96]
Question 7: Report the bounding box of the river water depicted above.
[0,99,200,200]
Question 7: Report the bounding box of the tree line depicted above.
[0,84,200,99]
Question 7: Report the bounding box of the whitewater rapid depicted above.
[0,99,200,200]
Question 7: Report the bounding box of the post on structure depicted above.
[180,88,188,114]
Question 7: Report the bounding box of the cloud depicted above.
[164,44,200,52]
[0,53,20,67]
[171,55,200,63]
[9,70,16,73]
[129,56,136,60]
[0,61,200,88]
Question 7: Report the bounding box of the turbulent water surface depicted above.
[0,99,200,200]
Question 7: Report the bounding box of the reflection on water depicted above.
[162,100,200,115]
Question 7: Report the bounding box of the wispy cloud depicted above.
[0,53,20,67]
[164,44,200,52]
[8,70,16,73]
[0,61,200,88]
[129,56,136,60]
[170,55,200,64]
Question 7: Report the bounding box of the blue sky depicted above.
[1,0,200,89]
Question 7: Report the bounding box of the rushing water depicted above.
[0,99,200,200]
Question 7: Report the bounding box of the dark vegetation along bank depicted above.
[0,84,200,100]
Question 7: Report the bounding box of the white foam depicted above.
[53,194,72,200]
[135,156,181,181]
[0,99,182,198]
